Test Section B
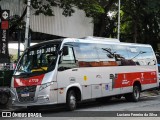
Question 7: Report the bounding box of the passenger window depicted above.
[58,46,77,70]
[127,47,139,65]
[112,45,133,66]
[128,46,152,65]
[78,43,98,61]
[139,47,156,66]
[96,44,117,66]
[75,43,99,67]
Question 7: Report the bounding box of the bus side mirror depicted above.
[63,46,69,56]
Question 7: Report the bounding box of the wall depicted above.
[0,0,93,38]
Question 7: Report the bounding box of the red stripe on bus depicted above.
[14,74,45,87]
[113,71,157,88]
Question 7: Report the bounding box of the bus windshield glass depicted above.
[14,43,60,76]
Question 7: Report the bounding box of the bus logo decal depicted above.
[70,77,76,83]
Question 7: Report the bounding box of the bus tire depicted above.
[0,92,9,105]
[66,90,77,111]
[125,85,140,102]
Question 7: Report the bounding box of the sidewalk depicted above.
[141,89,160,97]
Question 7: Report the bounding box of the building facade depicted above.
[0,0,93,38]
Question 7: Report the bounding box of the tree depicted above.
[24,0,105,17]
[1,0,160,50]
[121,0,160,50]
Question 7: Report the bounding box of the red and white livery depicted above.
[11,37,159,110]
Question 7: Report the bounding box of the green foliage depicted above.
[24,0,56,16]
[73,0,105,18]
[120,0,160,50]
[24,0,105,17]
[2,0,159,51]
[9,15,25,30]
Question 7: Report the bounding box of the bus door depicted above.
[56,45,79,103]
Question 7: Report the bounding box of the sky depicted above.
[8,43,37,51]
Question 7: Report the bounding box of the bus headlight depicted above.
[39,81,54,91]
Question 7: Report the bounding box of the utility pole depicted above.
[24,0,31,49]
[18,0,21,59]
[117,0,121,40]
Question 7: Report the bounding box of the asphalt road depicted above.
[1,90,160,120]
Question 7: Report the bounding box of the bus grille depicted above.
[16,86,36,102]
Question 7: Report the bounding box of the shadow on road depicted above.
[12,97,158,112]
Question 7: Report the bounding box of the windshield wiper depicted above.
[32,66,47,73]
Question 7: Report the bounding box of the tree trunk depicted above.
[99,15,107,37]
[133,20,137,43]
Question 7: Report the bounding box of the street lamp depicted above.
[24,0,31,49]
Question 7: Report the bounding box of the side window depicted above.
[58,46,77,70]
[139,47,156,66]
[127,47,141,65]
[128,46,154,65]
[112,45,132,66]
[96,44,117,66]
[75,43,99,67]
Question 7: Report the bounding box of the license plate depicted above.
[21,93,29,97]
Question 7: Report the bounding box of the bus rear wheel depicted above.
[125,85,140,102]
[66,90,77,111]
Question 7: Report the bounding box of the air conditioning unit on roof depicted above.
[83,36,120,42]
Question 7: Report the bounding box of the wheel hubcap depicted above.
[134,88,139,99]
[70,95,76,108]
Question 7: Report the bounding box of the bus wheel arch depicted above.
[125,81,141,102]
[66,86,81,111]
[133,81,142,92]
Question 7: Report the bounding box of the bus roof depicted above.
[28,37,151,49]
[82,36,120,42]
[62,37,151,47]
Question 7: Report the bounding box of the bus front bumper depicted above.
[12,95,58,107]
[11,87,57,107]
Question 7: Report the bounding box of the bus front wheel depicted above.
[125,85,140,102]
[66,90,77,111]
[0,92,9,105]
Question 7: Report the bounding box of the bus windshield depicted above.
[14,43,60,77]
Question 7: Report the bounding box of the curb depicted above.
[141,90,160,97]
